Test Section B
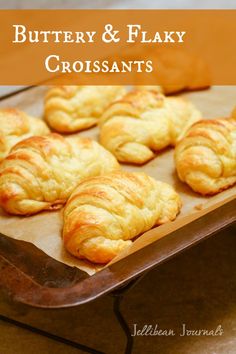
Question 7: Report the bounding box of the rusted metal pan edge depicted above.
[0,198,234,308]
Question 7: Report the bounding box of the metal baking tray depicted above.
[0,198,235,308]
[0,86,235,308]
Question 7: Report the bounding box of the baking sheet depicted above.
[0,86,235,275]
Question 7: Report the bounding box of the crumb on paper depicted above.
[194,203,204,210]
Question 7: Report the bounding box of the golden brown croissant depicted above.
[99,90,201,164]
[135,86,163,94]
[232,106,236,119]
[0,108,50,161]
[152,48,210,94]
[175,118,236,195]
[63,171,182,264]
[115,46,210,94]
[44,85,126,133]
[0,133,120,215]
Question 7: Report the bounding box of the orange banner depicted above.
[0,10,235,85]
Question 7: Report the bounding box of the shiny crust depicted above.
[63,171,182,264]
[175,118,236,195]
[44,85,126,133]
[99,90,201,164]
[0,133,120,215]
[0,108,50,161]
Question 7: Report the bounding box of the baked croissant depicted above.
[0,133,120,215]
[63,171,182,264]
[0,108,50,161]
[232,106,236,119]
[175,118,236,195]
[99,90,201,164]
[44,85,126,133]
[114,46,210,94]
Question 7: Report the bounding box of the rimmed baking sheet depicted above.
[0,86,235,275]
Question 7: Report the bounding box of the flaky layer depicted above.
[0,108,50,161]
[63,171,181,264]
[175,118,236,195]
[44,85,126,133]
[0,133,120,215]
[99,90,201,164]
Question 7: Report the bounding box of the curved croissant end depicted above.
[44,85,126,133]
[175,118,236,195]
[99,90,201,165]
[63,171,181,264]
[0,133,120,215]
[0,108,50,162]
[231,106,236,119]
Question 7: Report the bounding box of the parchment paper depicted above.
[0,86,235,275]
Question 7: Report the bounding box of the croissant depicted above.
[99,90,201,164]
[114,46,210,94]
[135,85,163,94]
[0,108,50,161]
[44,85,126,133]
[152,47,210,94]
[0,133,120,215]
[63,170,182,264]
[232,106,236,119]
[175,118,236,195]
